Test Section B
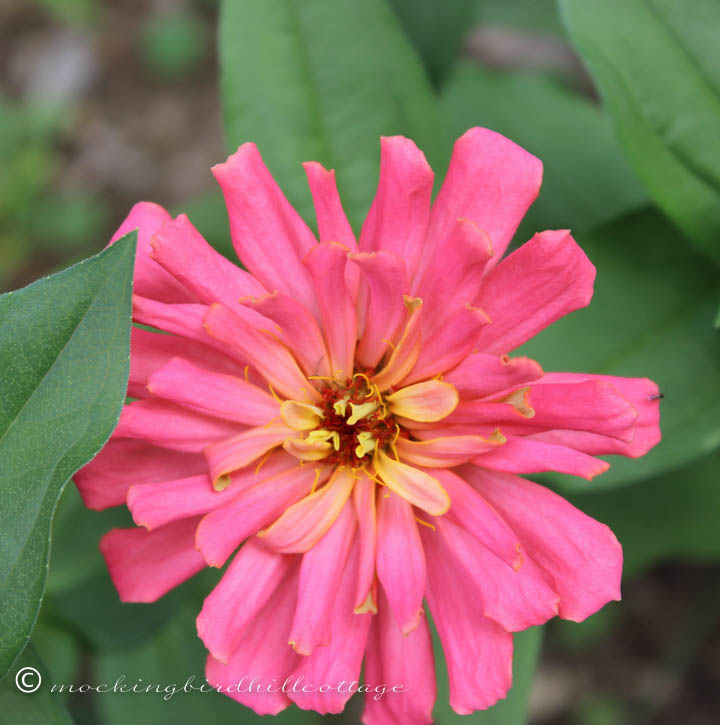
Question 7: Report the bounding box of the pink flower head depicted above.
[76,128,661,721]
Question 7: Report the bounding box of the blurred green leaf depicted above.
[442,63,647,239]
[141,11,206,79]
[520,209,720,490]
[476,0,564,35]
[567,450,720,577]
[0,234,136,677]
[219,0,447,230]
[432,622,543,724]
[0,643,74,725]
[560,0,720,265]
[387,0,478,86]
[95,604,322,725]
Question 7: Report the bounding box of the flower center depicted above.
[281,374,399,468]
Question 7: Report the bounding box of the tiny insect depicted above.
[648,393,665,400]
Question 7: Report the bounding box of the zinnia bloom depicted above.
[75,128,661,721]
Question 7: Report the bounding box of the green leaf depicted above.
[519,209,720,490]
[0,643,74,725]
[441,63,647,239]
[559,0,720,264]
[387,0,478,86]
[95,604,323,725]
[219,0,447,231]
[476,0,564,36]
[566,450,720,577]
[432,622,543,724]
[0,234,136,678]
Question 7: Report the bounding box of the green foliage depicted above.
[441,63,647,239]
[560,0,720,265]
[219,0,447,231]
[141,11,207,80]
[0,644,73,725]
[387,0,478,86]
[0,234,136,678]
[568,451,720,577]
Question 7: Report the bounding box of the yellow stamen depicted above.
[355,431,377,459]
[415,516,436,531]
[333,399,348,417]
[310,468,322,494]
[214,474,231,492]
[254,450,273,475]
[347,400,379,424]
[267,383,283,404]
[244,365,250,382]
[281,400,324,430]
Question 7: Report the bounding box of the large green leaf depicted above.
[520,209,720,490]
[442,63,647,240]
[0,234,136,677]
[567,450,720,577]
[0,644,73,725]
[95,604,323,725]
[387,0,478,86]
[219,0,447,231]
[559,0,720,264]
[432,623,543,724]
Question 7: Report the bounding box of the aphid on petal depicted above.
[76,127,661,722]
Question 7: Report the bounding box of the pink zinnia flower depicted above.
[76,128,661,721]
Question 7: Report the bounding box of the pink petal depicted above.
[241,291,331,379]
[109,202,194,303]
[532,373,662,457]
[74,438,205,510]
[397,434,504,468]
[436,517,559,631]
[350,250,410,369]
[376,491,425,635]
[197,537,295,663]
[386,380,458,422]
[359,135,433,282]
[115,399,242,452]
[422,523,514,714]
[473,435,610,480]
[444,353,543,400]
[431,468,523,570]
[204,423,294,491]
[150,213,266,307]
[204,303,319,402]
[206,563,300,716]
[464,467,623,622]
[195,463,317,567]
[289,544,372,714]
[362,586,436,725]
[127,474,233,530]
[353,476,377,612]
[99,517,205,602]
[374,450,450,516]
[288,501,356,655]
[304,242,357,381]
[401,304,491,385]
[128,327,243,399]
[125,454,296,530]
[447,379,638,442]
[303,161,357,251]
[212,143,319,316]
[146,357,279,425]
[474,229,595,354]
[371,297,423,391]
[414,217,493,336]
[418,127,542,284]
[132,297,234,358]
[259,466,355,553]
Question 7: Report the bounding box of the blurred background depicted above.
[1,1,718,724]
